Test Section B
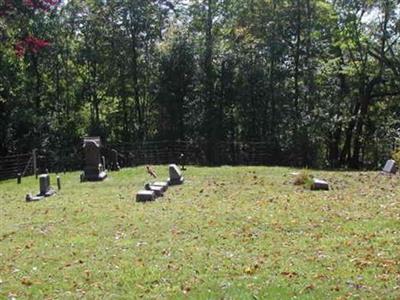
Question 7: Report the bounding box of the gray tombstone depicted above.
[136,190,156,202]
[83,137,107,181]
[145,184,164,197]
[39,174,50,195]
[152,181,169,192]
[39,174,56,197]
[311,179,330,191]
[26,174,55,201]
[168,164,184,185]
[382,159,397,174]
[111,149,121,171]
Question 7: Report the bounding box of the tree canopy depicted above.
[1,0,400,168]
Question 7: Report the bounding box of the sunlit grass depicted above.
[1,166,399,299]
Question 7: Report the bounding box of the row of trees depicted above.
[1,0,400,168]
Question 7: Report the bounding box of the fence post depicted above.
[33,149,37,179]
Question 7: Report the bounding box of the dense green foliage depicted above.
[1,0,400,168]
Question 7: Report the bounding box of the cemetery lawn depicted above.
[0,166,399,299]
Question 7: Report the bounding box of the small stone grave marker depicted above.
[168,164,184,185]
[311,179,330,191]
[136,190,156,202]
[382,159,397,174]
[152,181,169,192]
[26,174,55,201]
[145,184,164,197]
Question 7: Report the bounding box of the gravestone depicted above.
[168,164,184,185]
[83,137,107,181]
[26,174,55,201]
[111,149,121,171]
[311,179,330,191]
[382,159,397,174]
[145,184,164,197]
[152,181,169,192]
[136,190,156,202]
[39,174,50,195]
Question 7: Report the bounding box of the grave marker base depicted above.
[136,190,156,202]
[168,177,184,186]
[311,179,330,191]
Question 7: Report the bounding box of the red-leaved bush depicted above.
[23,0,61,11]
[4,0,59,57]
[15,36,50,58]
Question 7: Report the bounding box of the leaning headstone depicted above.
[136,190,156,202]
[152,181,169,192]
[311,179,330,191]
[145,184,164,197]
[83,137,107,181]
[111,149,121,171]
[168,164,184,185]
[382,159,397,174]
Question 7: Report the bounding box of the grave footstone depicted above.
[136,190,156,202]
[152,181,169,192]
[145,184,164,197]
[83,137,107,181]
[168,164,184,185]
[311,179,330,191]
[26,193,42,202]
[382,159,397,174]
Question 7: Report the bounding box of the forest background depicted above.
[1,0,400,169]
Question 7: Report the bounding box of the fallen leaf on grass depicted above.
[281,271,298,278]
[21,276,33,286]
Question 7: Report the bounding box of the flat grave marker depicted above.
[136,190,156,202]
[311,178,330,191]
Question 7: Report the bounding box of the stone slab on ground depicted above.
[152,181,169,192]
[136,190,156,202]
[145,185,164,197]
[311,179,330,191]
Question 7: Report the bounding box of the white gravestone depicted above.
[168,164,184,185]
[382,160,397,174]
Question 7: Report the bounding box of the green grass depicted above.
[1,166,400,299]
